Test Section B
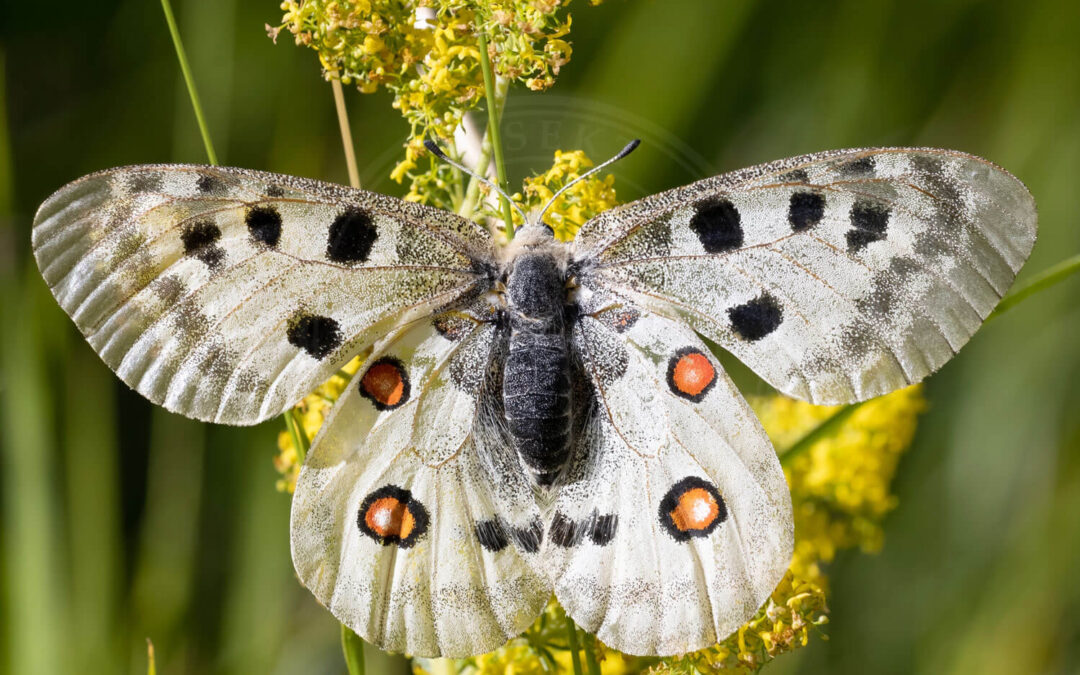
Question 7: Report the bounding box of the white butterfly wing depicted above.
[573,148,1037,404]
[545,294,792,655]
[32,165,493,424]
[291,304,550,657]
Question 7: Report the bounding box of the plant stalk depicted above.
[987,252,1080,321]
[566,616,584,675]
[779,402,865,467]
[160,0,218,166]
[283,409,309,464]
[477,31,515,239]
[332,76,362,189]
[341,624,366,675]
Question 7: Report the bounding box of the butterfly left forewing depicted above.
[573,148,1037,404]
[546,294,792,655]
[292,302,550,657]
[33,164,492,424]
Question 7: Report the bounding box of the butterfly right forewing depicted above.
[573,148,1037,405]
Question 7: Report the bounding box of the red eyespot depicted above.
[360,357,410,410]
[659,477,727,541]
[666,348,717,402]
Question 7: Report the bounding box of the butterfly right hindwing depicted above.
[542,289,792,655]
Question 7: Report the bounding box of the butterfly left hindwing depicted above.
[292,300,550,657]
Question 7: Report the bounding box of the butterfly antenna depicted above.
[424,139,529,224]
[536,139,641,225]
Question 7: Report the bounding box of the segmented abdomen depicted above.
[502,252,571,486]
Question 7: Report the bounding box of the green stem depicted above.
[582,632,601,675]
[565,617,584,675]
[341,624,366,675]
[476,31,515,239]
[458,81,507,220]
[283,409,309,464]
[779,402,866,467]
[160,0,218,166]
[987,252,1080,321]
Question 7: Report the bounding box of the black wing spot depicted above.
[777,168,809,183]
[327,207,378,264]
[689,197,743,253]
[840,156,875,177]
[180,219,225,269]
[788,190,825,232]
[728,293,783,341]
[475,519,509,552]
[196,174,223,194]
[587,513,618,546]
[265,184,286,197]
[509,519,544,553]
[549,512,581,548]
[286,313,342,359]
[245,205,283,247]
[846,198,890,251]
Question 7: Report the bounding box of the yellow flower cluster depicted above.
[275,0,600,192]
[273,356,362,493]
[655,572,827,675]
[512,149,618,240]
[753,386,926,588]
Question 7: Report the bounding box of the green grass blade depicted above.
[987,253,1080,321]
[160,0,218,165]
[565,615,584,675]
[341,624,366,675]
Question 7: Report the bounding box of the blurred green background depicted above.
[2,0,1079,673]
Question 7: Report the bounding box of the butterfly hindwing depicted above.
[32,164,493,424]
[573,148,1037,404]
[291,302,550,657]
[544,291,793,655]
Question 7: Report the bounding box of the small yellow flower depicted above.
[513,149,618,240]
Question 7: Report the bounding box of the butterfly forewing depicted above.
[32,164,493,424]
[573,148,1037,404]
[547,297,792,655]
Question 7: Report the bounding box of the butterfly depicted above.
[32,144,1036,657]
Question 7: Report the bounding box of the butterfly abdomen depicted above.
[502,251,572,486]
